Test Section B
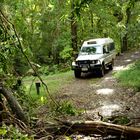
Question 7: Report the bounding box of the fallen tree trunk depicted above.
[0,83,28,125]
[58,120,140,138]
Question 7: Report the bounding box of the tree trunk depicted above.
[90,9,94,33]
[71,0,78,55]
[0,83,28,125]
[121,35,128,53]
[121,2,134,52]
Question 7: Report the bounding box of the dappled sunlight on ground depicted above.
[113,65,125,71]
[104,76,114,80]
[125,59,132,62]
[96,88,114,95]
[113,65,130,71]
[99,104,120,116]
[86,104,121,117]
[132,52,140,59]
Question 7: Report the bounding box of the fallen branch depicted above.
[0,83,29,125]
[57,120,140,138]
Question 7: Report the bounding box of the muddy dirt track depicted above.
[57,48,140,126]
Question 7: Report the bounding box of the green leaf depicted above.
[0,128,7,135]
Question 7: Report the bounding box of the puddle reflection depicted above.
[86,104,121,117]
[96,88,114,95]
[125,59,132,62]
[100,104,120,116]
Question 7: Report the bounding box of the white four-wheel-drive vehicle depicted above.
[72,38,116,78]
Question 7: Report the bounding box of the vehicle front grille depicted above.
[77,60,90,65]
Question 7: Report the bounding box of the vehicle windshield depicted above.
[80,45,103,55]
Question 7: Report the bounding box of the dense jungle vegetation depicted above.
[0,0,140,139]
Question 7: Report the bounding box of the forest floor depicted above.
[53,48,140,139]
[38,48,140,139]
[57,48,140,122]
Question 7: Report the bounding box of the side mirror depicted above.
[103,49,109,54]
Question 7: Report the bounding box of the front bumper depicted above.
[72,62,102,72]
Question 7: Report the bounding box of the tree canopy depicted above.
[0,0,140,75]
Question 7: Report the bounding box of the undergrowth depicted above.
[22,71,76,117]
[51,100,81,116]
[0,124,33,140]
[114,60,140,91]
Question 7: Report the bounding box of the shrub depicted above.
[115,61,140,90]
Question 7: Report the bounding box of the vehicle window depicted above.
[103,45,109,53]
[81,47,96,53]
[110,43,115,51]
[103,47,106,53]
[80,45,102,54]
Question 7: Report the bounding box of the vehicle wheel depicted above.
[98,64,105,77]
[108,60,114,70]
[74,70,81,78]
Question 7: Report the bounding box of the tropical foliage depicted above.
[0,0,140,76]
[0,0,140,138]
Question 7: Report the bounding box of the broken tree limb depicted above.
[57,120,140,138]
[0,84,29,125]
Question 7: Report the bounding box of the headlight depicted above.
[72,61,76,66]
[91,60,101,64]
[90,60,98,64]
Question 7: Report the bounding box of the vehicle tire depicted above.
[74,70,81,78]
[98,64,105,77]
[108,60,114,70]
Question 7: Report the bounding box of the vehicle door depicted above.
[103,44,111,65]
[109,42,116,59]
